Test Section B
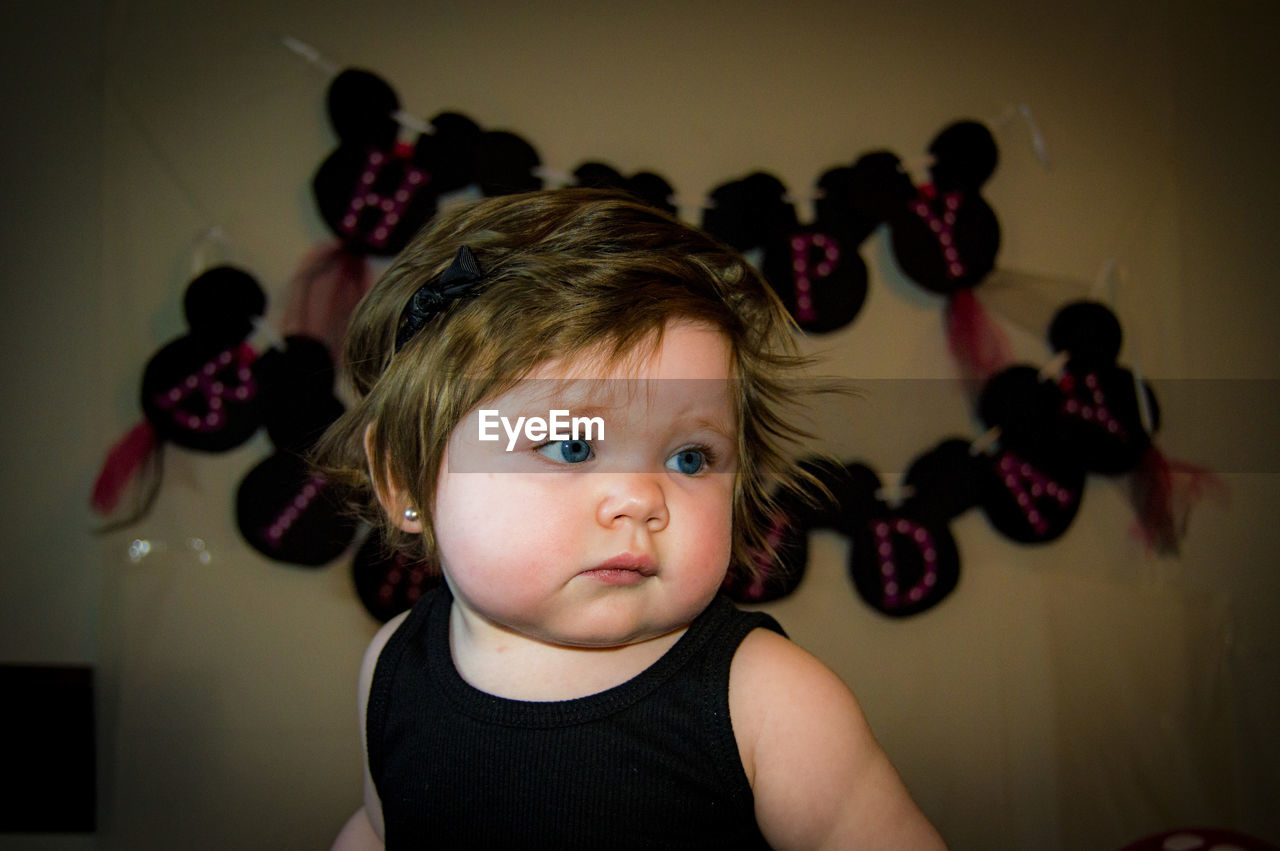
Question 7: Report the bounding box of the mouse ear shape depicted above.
[570,164,677,215]
[702,172,797,252]
[1049,300,1124,366]
[183,265,266,345]
[255,336,345,452]
[572,161,627,189]
[823,461,886,532]
[927,120,998,192]
[814,165,878,243]
[847,150,916,223]
[414,111,483,194]
[740,171,799,248]
[701,177,752,249]
[474,130,543,196]
[978,365,1064,450]
[326,68,400,149]
[904,438,985,522]
[625,171,678,216]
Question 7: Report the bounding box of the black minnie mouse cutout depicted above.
[92,266,269,523]
[850,121,1009,382]
[142,266,267,450]
[723,457,963,617]
[235,336,358,566]
[290,69,545,356]
[351,528,445,623]
[702,171,870,334]
[312,69,440,258]
[885,121,1001,294]
[571,162,678,216]
[723,302,1171,612]
[312,68,546,248]
[124,39,1213,617]
[721,457,868,604]
[1045,300,1222,554]
[974,365,1086,543]
[834,455,965,618]
[970,300,1169,546]
[1047,300,1159,475]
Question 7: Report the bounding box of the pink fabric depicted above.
[1129,446,1228,555]
[946,288,1011,385]
[90,420,159,515]
[280,240,373,356]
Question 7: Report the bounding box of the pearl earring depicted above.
[403,508,420,522]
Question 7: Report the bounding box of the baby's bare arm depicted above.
[730,629,946,850]
[331,611,409,850]
[331,807,383,851]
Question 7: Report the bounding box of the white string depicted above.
[995,102,1051,169]
[278,37,1057,225]
[1018,104,1051,169]
[276,39,1069,279]
[249,315,287,354]
[278,34,340,76]
[188,225,229,276]
[970,427,1002,456]
[279,35,439,139]
[1038,350,1070,382]
[1089,257,1118,305]
[106,83,215,224]
[1132,360,1156,437]
[874,482,917,508]
[185,228,292,356]
[533,164,574,187]
[391,109,432,136]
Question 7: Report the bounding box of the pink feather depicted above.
[280,240,373,355]
[946,289,1012,385]
[90,420,159,515]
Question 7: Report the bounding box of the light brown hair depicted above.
[313,188,815,578]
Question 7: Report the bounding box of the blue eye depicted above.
[537,439,594,464]
[666,447,708,475]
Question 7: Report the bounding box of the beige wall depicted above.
[4,1,1277,848]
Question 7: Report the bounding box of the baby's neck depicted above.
[447,602,686,701]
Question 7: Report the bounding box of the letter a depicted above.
[991,450,1075,538]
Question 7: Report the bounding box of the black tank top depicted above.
[367,587,784,849]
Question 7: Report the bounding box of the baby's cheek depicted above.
[681,491,735,569]
[444,501,576,588]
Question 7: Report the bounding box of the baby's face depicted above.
[432,320,737,649]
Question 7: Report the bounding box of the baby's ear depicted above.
[363,424,423,534]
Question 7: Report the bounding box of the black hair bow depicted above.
[394,245,486,351]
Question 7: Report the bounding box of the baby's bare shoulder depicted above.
[729,629,946,850]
